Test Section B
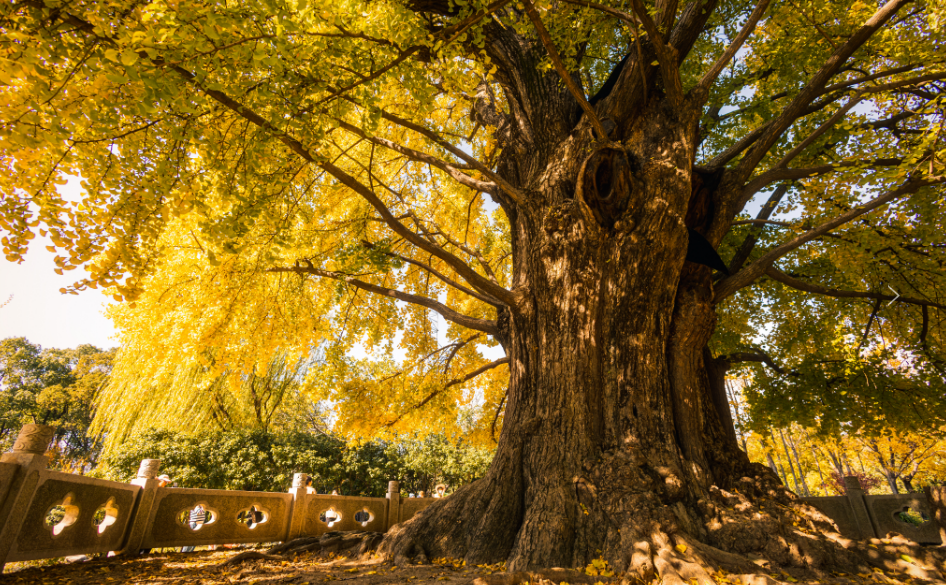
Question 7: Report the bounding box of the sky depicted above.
[0,176,118,351]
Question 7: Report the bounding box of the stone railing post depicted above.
[287,473,310,540]
[119,459,164,555]
[0,424,55,570]
[843,476,876,540]
[386,480,401,530]
[925,485,946,545]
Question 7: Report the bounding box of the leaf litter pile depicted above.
[1,532,944,585]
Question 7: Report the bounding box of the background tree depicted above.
[94,427,492,495]
[92,349,318,453]
[2,0,945,577]
[0,337,114,471]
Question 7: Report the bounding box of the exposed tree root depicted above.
[216,551,283,567]
[471,568,619,584]
[216,531,385,567]
[266,536,320,555]
[379,463,946,585]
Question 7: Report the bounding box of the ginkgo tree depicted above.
[2,0,946,577]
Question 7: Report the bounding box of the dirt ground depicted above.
[0,547,943,585]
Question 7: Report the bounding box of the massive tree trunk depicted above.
[381,101,862,577]
[378,3,940,578]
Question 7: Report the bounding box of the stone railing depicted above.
[0,424,943,571]
[0,425,436,571]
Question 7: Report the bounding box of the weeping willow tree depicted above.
[92,351,312,453]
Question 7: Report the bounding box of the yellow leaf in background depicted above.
[900,554,914,564]
[675,544,687,554]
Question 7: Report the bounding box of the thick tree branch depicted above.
[722,351,786,375]
[628,0,684,105]
[490,387,509,442]
[385,356,510,428]
[709,64,923,128]
[733,0,912,183]
[731,219,791,227]
[764,266,946,310]
[715,178,941,303]
[771,90,866,168]
[739,158,903,207]
[520,0,609,140]
[320,159,516,305]
[159,64,517,304]
[692,0,771,99]
[38,5,519,305]
[269,263,499,335]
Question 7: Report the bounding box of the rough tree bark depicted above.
[378,0,944,581]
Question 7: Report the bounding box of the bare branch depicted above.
[269,263,499,335]
[490,387,509,442]
[521,0,610,140]
[385,357,510,428]
[334,119,498,195]
[346,98,528,206]
[715,178,943,303]
[693,0,771,98]
[728,184,790,273]
[560,0,639,25]
[376,246,504,307]
[764,266,946,310]
[858,298,883,352]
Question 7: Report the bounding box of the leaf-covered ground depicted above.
[1,547,944,585]
[1,550,501,585]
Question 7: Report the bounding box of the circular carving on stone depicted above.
[12,424,55,454]
[237,504,270,529]
[45,493,80,536]
[353,507,374,527]
[92,497,119,535]
[136,459,163,479]
[319,507,342,528]
[177,503,217,531]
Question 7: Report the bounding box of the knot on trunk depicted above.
[577,144,639,231]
